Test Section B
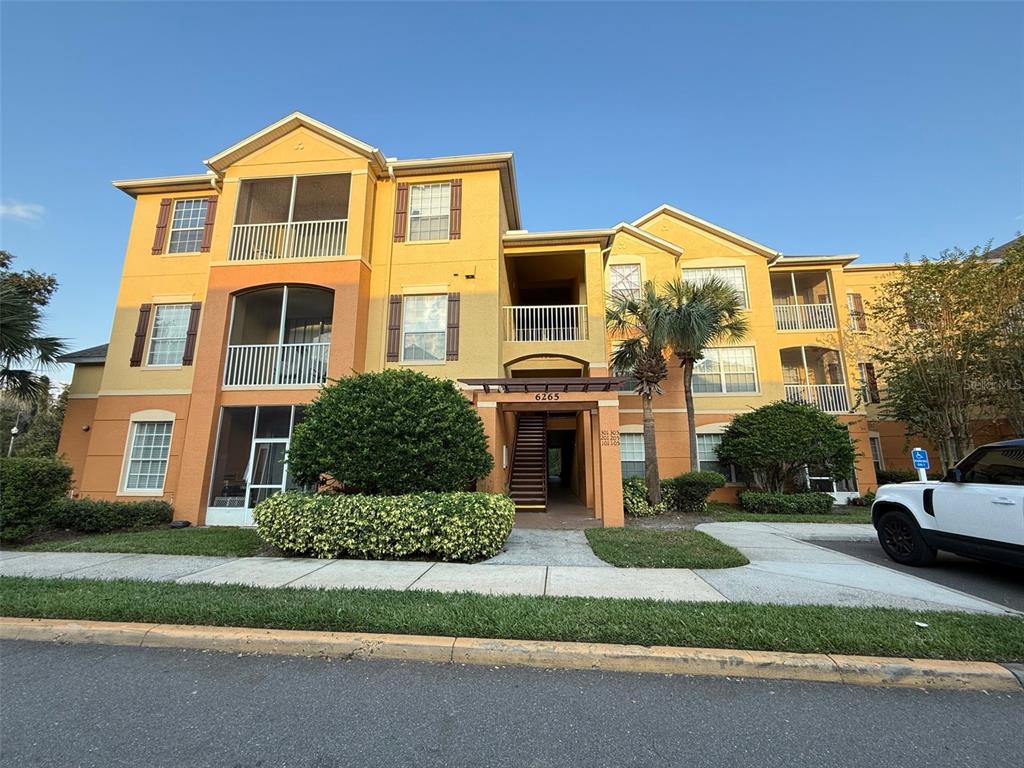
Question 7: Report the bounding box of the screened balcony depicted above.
[224,285,332,387]
[229,174,350,261]
[781,346,850,412]
[771,271,837,330]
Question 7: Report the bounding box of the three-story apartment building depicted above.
[58,113,898,527]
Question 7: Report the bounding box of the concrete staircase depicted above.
[509,412,548,512]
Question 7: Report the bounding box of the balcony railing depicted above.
[228,219,348,261]
[503,305,589,342]
[773,303,837,331]
[784,383,850,413]
[224,343,330,387]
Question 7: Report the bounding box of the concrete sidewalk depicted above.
[0,524,1017,615]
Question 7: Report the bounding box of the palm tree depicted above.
[606,281,671,504]
[0,281,65,400]
[662,276,750,471]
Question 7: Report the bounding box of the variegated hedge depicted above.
[253,491,515,562]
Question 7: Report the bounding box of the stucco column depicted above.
[596,399,624,527]
[590,408,604,523]
[476,401,503,494]
[579,410,594,510]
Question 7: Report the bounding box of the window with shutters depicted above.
[610,264,642,300]
[402,294,447,362]
[408,183,451,241]
[869,435,884,474]
[847,293,867,331]
[147,304,192,366]
[123,421,173,492]
[858,362,880,404]
[682,266,749,308]
[620,433,645,479]
[167,199,209,254]
[692,347,758,393]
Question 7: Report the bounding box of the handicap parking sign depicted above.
[911,448,929,470]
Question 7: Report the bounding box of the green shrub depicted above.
[287,370,493,495]
[662,471,727,514]
[0,458,72,543]
[739,491,835,515]
[253,491,515,562]
[876,469,919,484]
[622,477,664,517]
[51,498,173,534]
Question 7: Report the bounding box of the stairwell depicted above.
[509,412,548,512]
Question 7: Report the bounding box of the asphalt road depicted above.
[1,641,1022,768]
[819,539,1024,612]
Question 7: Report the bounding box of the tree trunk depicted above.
[682,358,698,472]
[641,393,661,504]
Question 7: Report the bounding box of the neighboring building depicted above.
[59,113,906,527]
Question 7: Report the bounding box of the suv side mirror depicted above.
[945,468,962,483]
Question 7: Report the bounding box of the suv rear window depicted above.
[957,446,1024,486]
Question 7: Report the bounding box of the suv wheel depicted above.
[877,510,937,566]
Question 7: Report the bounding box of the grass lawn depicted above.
[586,529,747,568]
[1,576,1021,661]
[706,502,872,525]
[19,528,264,557]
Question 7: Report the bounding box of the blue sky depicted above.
[2,1,1022,379]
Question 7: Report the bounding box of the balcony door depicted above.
[207,405,306,527]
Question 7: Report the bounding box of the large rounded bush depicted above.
[288,370,493,495]
[253,491,515,562]
[0,457,72,543]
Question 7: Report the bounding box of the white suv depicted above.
[871,439,1024,567]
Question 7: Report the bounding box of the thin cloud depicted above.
[0,201,45,221]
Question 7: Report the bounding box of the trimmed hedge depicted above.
[0,458,72,543]
[253,491,515,562]
[739,491,835,515]
[662,471,726,514]
[51,498,174,534]
[622,477,665,518]
[876,469,921,485]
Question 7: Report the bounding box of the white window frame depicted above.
[692,347,759,394]
[683,266,749,308]
[118,411,175,496]
[167,198,209,254]
[869,434,884,473]
[408,182,451,242]
[619,432,645,479]
[146,304,192,367]
[609,263,642,300]
[696,433,739,483]
[401,293,448,363]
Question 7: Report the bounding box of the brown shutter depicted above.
[449,179,462,240]
[151,199,172,254]
[446,292,461,361]
[130,304,152,367]
[199,196,218,253]
[181,302,202,365]
[393,183,409,242]
[386,294,403,362]
[851,293,867,331]
[864,362,879,403]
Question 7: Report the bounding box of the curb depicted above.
[2,617,1021,692]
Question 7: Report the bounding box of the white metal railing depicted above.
[228,220,348,261]
[773,303,837,331]
[785,383,850,413]
[503,305,589,342]
[224,343,330,387]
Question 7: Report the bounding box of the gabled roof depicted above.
[59,344,108,365]
[632,204,781,259]
[204,112,388,174]
[611,222,684,257]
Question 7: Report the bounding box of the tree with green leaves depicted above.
[717,401,856,493]
[0,378,68,458]
[869,241,1023,469]
[607,281,671,504]
[661,276,749,471]
[0,251,65,401]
